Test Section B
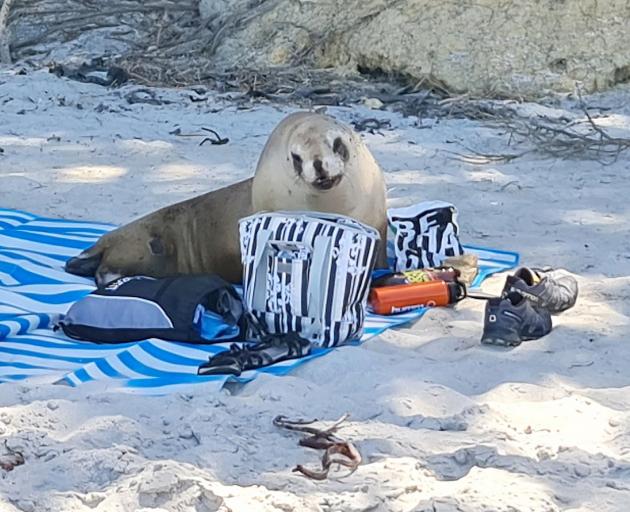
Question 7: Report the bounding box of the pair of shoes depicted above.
[481,267,578,347]
[197,332,312,376]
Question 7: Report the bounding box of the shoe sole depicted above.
[481,337,522,347]
[481,333,545,347]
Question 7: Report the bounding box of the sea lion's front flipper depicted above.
[64,244,103,277]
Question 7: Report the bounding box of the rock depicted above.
[608,417,621,427]
[10,0,628,97]
[574,464,591,478]
[362,97,384,110]
[199,0,234,20]
[206,0,630,97]
[453,449,469,465]
[15,500,35,512]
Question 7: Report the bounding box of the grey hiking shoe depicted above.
[481,291,552,347]
[502,267,578,314]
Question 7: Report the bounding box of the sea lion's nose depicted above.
[313,159,327,178]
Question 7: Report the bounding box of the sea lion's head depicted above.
[253,112,386,219]
[286,117,352,192]
[92,230,177,287]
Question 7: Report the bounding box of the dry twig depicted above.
[439,97,630,165]
[501,112,630,164]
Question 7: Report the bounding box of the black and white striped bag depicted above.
[239,211,380,348]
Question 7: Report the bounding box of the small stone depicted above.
[524,425,533,434]
[47,401,59,411]
[608,418,621,427]
[362,97,384,109]
[269,46,291,65]
[574,464,591,478]
[16,501,35,512]
[454,449,469,465]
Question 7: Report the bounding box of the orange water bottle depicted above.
[369,280,466,315]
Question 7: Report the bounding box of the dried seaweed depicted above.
[274,414,361,480]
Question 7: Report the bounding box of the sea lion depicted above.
[65,112,388,286]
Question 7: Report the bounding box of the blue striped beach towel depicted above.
[0,208,518,395]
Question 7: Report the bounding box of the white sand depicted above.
[0,67,629,512]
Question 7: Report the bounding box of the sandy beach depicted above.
[0,67,629,512]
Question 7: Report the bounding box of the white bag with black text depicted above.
[387,200,464,272]
[239,211,380,348]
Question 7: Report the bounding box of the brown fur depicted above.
[66,179,252,286]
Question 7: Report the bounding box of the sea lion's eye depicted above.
[291,152,303,174]
[333,137,349,161]
[148,236,165,255]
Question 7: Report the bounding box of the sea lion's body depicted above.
[65,179,253,285]
[65,112,388,286]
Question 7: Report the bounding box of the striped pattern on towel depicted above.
[0,208,519,395]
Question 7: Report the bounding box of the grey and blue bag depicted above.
[56,275,244,343]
